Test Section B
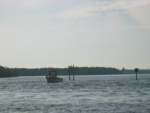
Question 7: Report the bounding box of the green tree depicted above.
[0,65,18,77]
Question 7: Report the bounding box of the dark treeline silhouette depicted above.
[123,69,150,74]
[1,66,150,77]
[0,66,19,77]
[12,67,122,76]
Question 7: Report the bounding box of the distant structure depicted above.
[134,68,139,80]
[122,67,125,74]
[68,65,75,80]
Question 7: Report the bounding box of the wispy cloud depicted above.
[0,0,55,9]
[114,0,150,9]
[57,0,150,19]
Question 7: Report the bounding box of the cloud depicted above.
[114,0,150,8]
[125,4,150,28]
[57,0,150,19]
[0,0,55,9]
[56,5,96,19]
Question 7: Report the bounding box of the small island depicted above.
[0,66,19,78]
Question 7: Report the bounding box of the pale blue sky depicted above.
[0,0,150,69]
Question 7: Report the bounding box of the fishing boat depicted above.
[45,70,63,83]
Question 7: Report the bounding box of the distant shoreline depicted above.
[1,66,150,77]
[0,66,19,78]
[0,76,18,78]
[12,67,122,76]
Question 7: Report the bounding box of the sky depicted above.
[0,0,150,69]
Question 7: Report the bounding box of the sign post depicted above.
[134,68,139,80]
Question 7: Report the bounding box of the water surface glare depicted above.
[0,74,150,113]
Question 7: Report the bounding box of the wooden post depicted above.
[73,73,75,80]
[134,68,139,80]
[136,72,137,80]
[68,65,75,81]
[69,72,71,80]
[72,65,75,80]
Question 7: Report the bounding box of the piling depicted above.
[68,65,75,80]
[134,68,139,80]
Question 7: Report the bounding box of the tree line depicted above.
[123,69,150,74]
[1,65,150,77]
[0,66,19,77]
[11,67,122,76]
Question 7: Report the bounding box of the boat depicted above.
[45,70,63,83]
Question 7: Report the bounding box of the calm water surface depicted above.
[0,74,150,113]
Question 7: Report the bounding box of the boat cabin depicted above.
[47,70,57,78]
[45,70,63,83]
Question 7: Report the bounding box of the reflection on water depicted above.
[0,74,150,113]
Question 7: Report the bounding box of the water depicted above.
[0,74,150,113]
